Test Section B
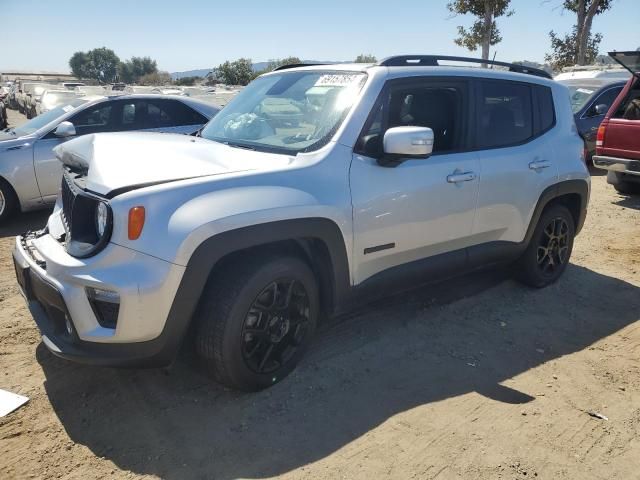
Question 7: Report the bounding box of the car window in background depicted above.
[585,87,623,117]
[71,103,114,135]
[613,84,640,120]
[567,86,597,113]
[477,80,533,149]
[13,99,88,136]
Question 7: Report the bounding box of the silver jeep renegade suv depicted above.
[14,56,590,391]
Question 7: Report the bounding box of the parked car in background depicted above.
[593,51,640,194]
[12,56,589,391]
[0,94,219,222]
[151,87,184,95]
[74,85,107,96]
[0,88,8,129]
[36,89,80,116]
[554,65,631,81]
[23,83,51,119]
[7,83,19,109]
[123,85,156,94]
[58,81,85,90]
[558,78,626,162]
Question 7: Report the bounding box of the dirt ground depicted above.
[1,108,640,480]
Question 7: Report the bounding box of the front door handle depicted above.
[447,171,476,183]
[529,160,551,170]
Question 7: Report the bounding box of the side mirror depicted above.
[380,126,434,166]
[54,121,76,138]
[594,104,608,115]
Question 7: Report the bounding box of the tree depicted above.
[118,56,158,83]
[214,58,254,86]
[447,0,513,63]
[355,54,377,63]
[175,76,202,86]
[68,47,120,82]
[267,57,302,70]
[545,27,602,70]
[545,0,614,67]
[137,71,172,86]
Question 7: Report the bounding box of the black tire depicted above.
[515,204,575,288]
[195,254,319,391]
[0,178,18,224]
[613,181,640,195]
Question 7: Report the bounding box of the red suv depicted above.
[593,51,640,194]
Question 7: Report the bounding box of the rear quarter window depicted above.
[613,82,640,120]
[534,85,555,134]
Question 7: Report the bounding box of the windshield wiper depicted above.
[224,141,256,151]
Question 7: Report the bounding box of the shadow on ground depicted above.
[0,210,50,238]
[38,264,640,479]
[613,193,640,211]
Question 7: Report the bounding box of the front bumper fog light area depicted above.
[86,287,120,329]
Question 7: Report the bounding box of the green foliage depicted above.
[545,27,602,70]
[354,54,377,63]
[137,71,172,86]
[251,57,303,79]
[267,57,302,70]
[545,0,614,68]
[447,0,513,57]
[562,0,614,15]
[175,76,202,86]
[68,47,120,82]
[118,56,158,84]
[214,58,254,86]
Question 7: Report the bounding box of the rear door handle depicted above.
[529,160,551,170]
[447,171,476,183]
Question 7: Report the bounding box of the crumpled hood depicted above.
[54,132,294,196]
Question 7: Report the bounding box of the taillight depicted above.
[596,123,606,154]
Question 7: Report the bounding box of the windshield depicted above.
[567,85,598,113]
[200,70,367,154]
[13,98,88,136]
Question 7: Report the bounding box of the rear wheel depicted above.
[195,254,319,391]
[516,204,575,288]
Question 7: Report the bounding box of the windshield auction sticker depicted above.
[315,74,362,87]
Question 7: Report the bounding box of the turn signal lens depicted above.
[128,206,145,240]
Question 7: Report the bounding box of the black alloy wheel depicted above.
[241,279,312,374]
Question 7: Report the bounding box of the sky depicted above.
[1,0,638,73]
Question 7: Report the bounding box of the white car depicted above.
[0,94,219,222]
[14,56,590,391]
[36,89,79,116]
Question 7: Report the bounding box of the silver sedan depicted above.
[0,94,219,222]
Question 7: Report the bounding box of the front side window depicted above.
[357,81,466,156]
[14,98,88,136]
[71,103,114,135]
[200,71,367,154]
[477,80,533,149]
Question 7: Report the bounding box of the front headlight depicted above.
[96,202,109,237]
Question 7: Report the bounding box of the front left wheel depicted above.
[195,254,319,391]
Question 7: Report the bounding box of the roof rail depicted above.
[377,55,552,79]
[272,63,327,71]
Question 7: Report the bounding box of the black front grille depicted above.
[61,170,77,233]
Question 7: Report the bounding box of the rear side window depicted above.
[476,80,533,149]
